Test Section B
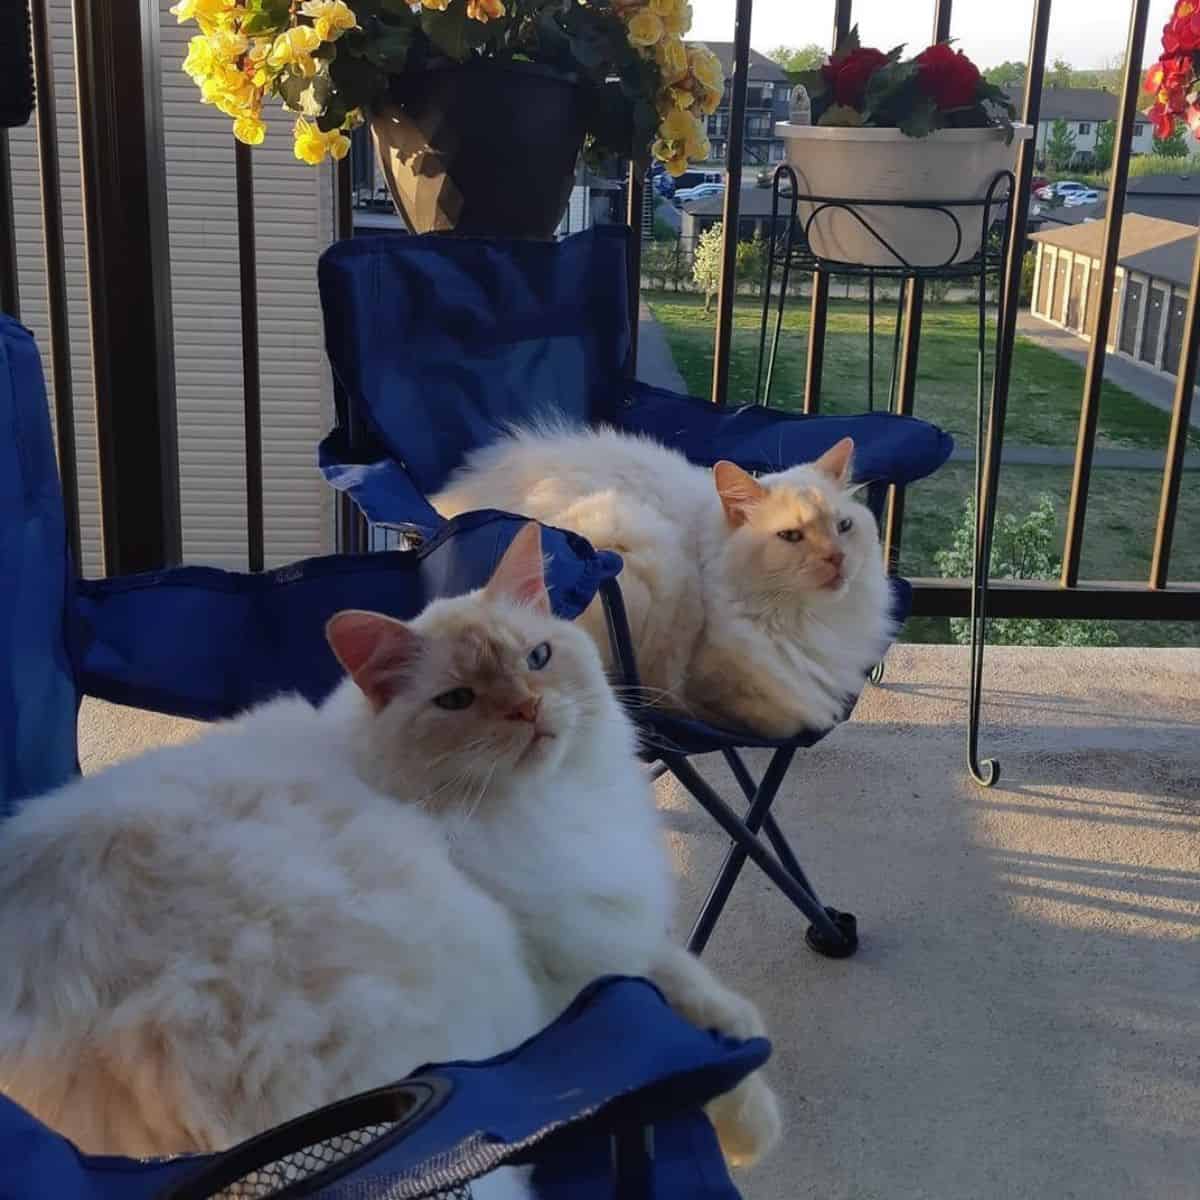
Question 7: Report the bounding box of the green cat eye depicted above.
[837,517,854,534]
[527,641,552,670]
[433,687,475,711]
[777,529,804,543]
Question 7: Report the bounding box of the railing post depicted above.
[0,132,18,319]
[881,0,952,565]
[73,0,180,574]
[30,0,82,566]
[1149,237,1200,588]
[710,0,754,406]
[802,0,854,414]
[627,163,644,377]
[1060,0,1151,587]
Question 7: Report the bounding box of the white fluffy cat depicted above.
[0,525,776,1199]
[435,428,895,738]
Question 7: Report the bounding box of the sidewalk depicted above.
[1016,311,1200,432]
[636,300,687,394]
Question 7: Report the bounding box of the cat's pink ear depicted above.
[713,461,767,528]
[326,611,421,710]
[814,437,854,485]
[485,523,550,613]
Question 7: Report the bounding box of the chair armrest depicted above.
[75,513,620,722]
[613,382,954,487]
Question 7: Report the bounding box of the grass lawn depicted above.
[647,292,1199,452]
[901,464,1200,648]
[646,292,1200,647]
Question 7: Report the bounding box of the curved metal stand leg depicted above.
[967,177,1014,789]
[869,660,885,685]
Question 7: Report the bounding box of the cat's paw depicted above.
[706,1070,782,1169]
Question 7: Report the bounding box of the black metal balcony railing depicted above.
[0,0,1197,628]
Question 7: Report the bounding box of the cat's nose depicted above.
[506,696,540,723]
[825,549,845,569]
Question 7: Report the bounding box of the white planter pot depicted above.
[775,122,1033,268]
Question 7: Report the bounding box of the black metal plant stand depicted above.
[755,165,1016,788]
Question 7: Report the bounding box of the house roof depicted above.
[1004,86,1121,122]
[689,42,789,84]
[1032,212,1198,286]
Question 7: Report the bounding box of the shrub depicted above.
[935,494,1119,647]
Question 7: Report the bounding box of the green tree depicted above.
[1153,121,1189,158]
[983,60,1025,88]
[935,495,1119,647]
[767,43,826,75]
[1092,120,1115,171]
[1046,117,1077,170]
[692,223,724,312]
[1048,56,1073,87]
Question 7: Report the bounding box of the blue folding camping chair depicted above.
[317,225,954,960]
[1,314,769,1197]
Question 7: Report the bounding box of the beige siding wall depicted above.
[10,1,335,575]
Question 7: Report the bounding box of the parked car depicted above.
[1062,189,1100,207]
[1030,175,1049,195]
[674,182,725,206]
[1035,180,1088,201]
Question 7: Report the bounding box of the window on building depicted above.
[769,142,786,162]
[711,140,725,161]
[1134,123,1146,136]
[747,115,770,137]
[779,87,791,104]
[1078,122,1091,134]
[747,86,764,108]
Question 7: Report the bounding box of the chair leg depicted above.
[663,751,856,959]
[722,749,820,898]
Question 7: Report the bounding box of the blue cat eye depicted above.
[527,641,553,670]
[837,517,854,534]
[433,687,475,711]
[777,529,804,543]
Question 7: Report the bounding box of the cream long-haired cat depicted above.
[0,526,777,1199]
[435,429,894,738]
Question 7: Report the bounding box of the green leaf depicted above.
[896,92,938,138]
[419,4,486,62]
[329,50,386,110]
[832,24,860,58]
[794,68,827,100]
[363,26,413,70]
[241,11,279,35]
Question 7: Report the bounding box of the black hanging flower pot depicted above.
[370,60,589,240]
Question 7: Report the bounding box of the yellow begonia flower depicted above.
[656,36,688,84]
[687,44,723,93]
[233,113,268,145]
[247,37,276,87]
[206,28,248,62]
[662,0,691,36]
[652,137,689,177]
[696,83,722,115]
[420,0,451,9]
[293,118,351,165]
[466,0,505,19]
[268,25,323,77]
[170,0,238,35]
[182,35,214,82]
[299,0,357,42]
[200,64,256,116]
[625,9,663,48]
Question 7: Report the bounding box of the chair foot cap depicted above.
[805,907,858,958]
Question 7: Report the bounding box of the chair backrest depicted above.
[0,317,78,816]
[318,226,632,498]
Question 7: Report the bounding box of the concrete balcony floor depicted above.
[79,645,1200,1199]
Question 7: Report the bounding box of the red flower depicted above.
[1148,101,1178,139]
[915,42,982,111]
[1163,2,1200,53]
[1145,53,1196,119]
[821,46,889,109]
